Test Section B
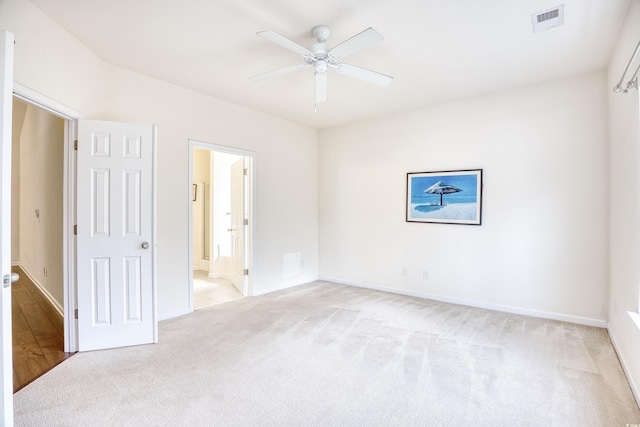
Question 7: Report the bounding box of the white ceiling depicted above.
[29,0,630,130]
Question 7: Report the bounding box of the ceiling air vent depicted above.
[532,5,564,33]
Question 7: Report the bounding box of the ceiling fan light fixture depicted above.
[315,60,328,74]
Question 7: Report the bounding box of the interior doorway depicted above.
[189,141,254,310]
[11,99,64,311]
[11,84,81,355]
[10,98,71,390]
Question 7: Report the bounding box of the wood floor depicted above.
[11,266,73,392]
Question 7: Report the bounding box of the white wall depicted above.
[10,99,26,259]
[319,71,609,325]
[14,103,64,308]
[103,67,319,315]
[608,0,640,405]
[0,0,319,319]
[0,1,108,119]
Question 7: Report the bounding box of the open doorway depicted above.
[189,141,253,310]
[10,98,72,391]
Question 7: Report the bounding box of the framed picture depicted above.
[406,169,482,225]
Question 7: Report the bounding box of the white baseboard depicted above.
[254,274,320,296]
[158,308,192,322]
[319,276,608,328]
[14,264,64,317]
[607,323,640,409]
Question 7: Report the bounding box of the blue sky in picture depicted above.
[410,173,478,204]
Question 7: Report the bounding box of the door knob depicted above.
[141,242,150,249]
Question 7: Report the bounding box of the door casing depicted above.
[0,30,14,426]
[13,83,83,352]
[229,157,246,292]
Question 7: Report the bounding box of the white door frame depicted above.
[0,30,14,426]
[187,140,255,311]
[13,83,83,352]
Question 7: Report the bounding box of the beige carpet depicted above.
[13,281,640,426]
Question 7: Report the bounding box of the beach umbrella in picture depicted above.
[424,181,462,206]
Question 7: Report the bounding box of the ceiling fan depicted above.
[249,25,393,104]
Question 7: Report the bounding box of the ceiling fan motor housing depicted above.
[308,41,330,73]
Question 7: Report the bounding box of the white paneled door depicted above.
[77,119,156,351]
[0,30,14,426]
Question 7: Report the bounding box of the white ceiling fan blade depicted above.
[257,30,313,56]
[315,72,328,104]
[328,27,384,60]
[334,63,393,87]
[249,64,310,82]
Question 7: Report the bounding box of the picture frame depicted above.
[406,169,482,225]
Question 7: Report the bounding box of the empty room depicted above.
[1,0,640,425]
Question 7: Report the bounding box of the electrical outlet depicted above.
[402,267,408,277]
[423,270,430,280]
[43,267,48,277]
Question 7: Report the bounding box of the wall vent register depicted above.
[532,5,564,33]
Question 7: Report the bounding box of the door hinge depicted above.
[74,309,78,319]
[74,225,77,235]
[74,140,78,151]
[243,269,249,276]
[243,168,248,176]
[243,219,248,226]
